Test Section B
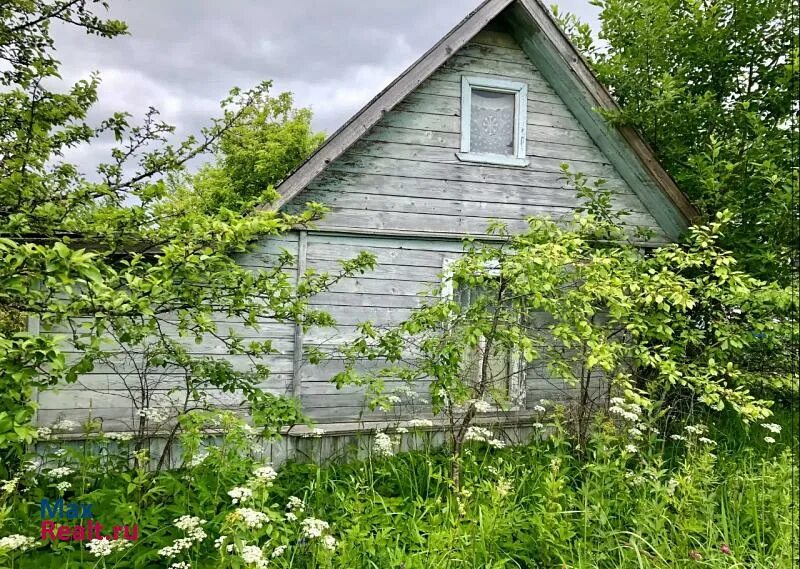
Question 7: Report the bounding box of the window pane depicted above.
[470,89,515,155]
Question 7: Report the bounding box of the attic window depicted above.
[457,76,528,167]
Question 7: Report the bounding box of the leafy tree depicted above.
[0,0,373,470]
[334,173,795,487]
[553,0,798,283]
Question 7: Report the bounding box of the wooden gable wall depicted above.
[286,22,669,243]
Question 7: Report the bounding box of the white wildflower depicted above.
[55,481,71,493]
[302,428,325,438]
[609,397,624,406]
[285,512,298,521]
[0,534,35,553]
[373,431,394,457]
[764,436,776,444]
[488,438,506,449]
[301,517,330,539]
[137,407,170,424]
[395,427,408,434]
[386,395,402,404]
[53,448,67,457]
[253,465,278,484]
[464,426,494,443]
[473,400,494,413]
[48,466,73,478]
[52,419,79,432]
[624,444,638,454]
[684,424,706,435]
[670,434,686,441]
[272,545,287,558]
[214,535,227,549]
[228,487,253,505]
[241,544,268,568]
[407,419,433,428]
[105,432,134,441]
[628,427,643,438]
[761,423,782,434]
[170,563,191,569]
[287,496,304,512]
[36,427,52,440]
[188,451,208,467]
[87,538,131,557]
[698,437,716,445]
[321,535,337,551]
[23,459,42,472]
[532,422,544,429]
[666,478,679,496]
[158,538,196,558]
[235,508,268,529]
[173,515,207,541]
[532,405,546,413]
[1,477,19,494]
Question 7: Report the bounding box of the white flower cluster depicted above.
[764,436,776,444]
[105,432,134,441]
[1,477,19,494]
[241,544,269,568]
[138,407,170,424]
[253,465,278,485]
[52,419,80,432]
[321,534,337,551]
[670,434,686,441]
[464,426,494,442]
[698,437,716,445]
[406,419,433,428]
[608,397,642,422]
[761,423,782,434]
[48,466,74,479]
[285,496,304,521]
[36,427,52,440]
[56,481,71,493]
[188,451,209,467]
[0,534,35,553]
[472,400,494,413]
[487,438,506,449]
[684,424,707,435]
[228,487,253,505]
[300,517,339,549]
[302,428,325,438]
[169,562,191,569]
[395,427,409,434]
[86,538,132,557]
[624,444,638,454]
[234,508,268,529]
[373,431,394,457]
[157,516,206,558]
[272,545,288,558]
[532,405,546,413]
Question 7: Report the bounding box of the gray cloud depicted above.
[52,0,598,174]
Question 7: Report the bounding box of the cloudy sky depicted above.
[53,0,599,172]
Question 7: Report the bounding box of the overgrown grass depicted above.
[2,408,797,568]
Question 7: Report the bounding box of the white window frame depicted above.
[441,258,526,410]
[457,76,529,168]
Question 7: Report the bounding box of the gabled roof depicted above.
[265,0,698,240]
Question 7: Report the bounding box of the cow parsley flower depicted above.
[272,545,287,558]
[684,424,706,435]
[36,427,52,440]
[173,515,206,541]
[532,405,546,413]
[302,428,325,438]
[764,436,776,444]
[0,534,35,553]
[253,466,278,484]
[628,427,643,438]
[407,419,433,428]
[228,487,253,505]
[301,517,330,539]
[170,562,191,569]
[55,481,71,493]
[373,431,394,457]
[698,437,716,445]
[87,538,131,557]
[321,535,337,551]
[473,400,493,413]
[105,432,134,441]
[624,444,638,454]
[138,407,170,424]
[761,423,782,434]
[241,544,268,568]
[670,434,686,441]
[214,535,227,549]
[48,467,73,478]
[233,508,268,529]
[464,426,494,442]
[188,451,209,467]
[52,419,79,432]
[395,426,409,434]
[532,422,544,429]
[287,496,304,512]
[488,438,506,449]
[1,477,19,494]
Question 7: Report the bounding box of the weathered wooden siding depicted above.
[286,26,667,242]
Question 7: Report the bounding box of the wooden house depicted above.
[35,0,697,454]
